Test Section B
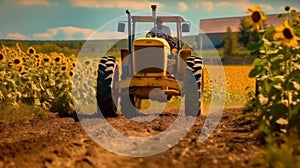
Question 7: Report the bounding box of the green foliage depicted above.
[262,131,300,168]
[223,26,239,57]
[246,6,300,167]
[239,18,252,47]
[237,47,251,57]
[0,40,84,56]
[238,17,266,55]
[250,40,300,137]
[0,101,47,124]
[248,7,300,137]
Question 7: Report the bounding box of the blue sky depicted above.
[0,0,299,40]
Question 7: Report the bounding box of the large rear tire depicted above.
[96,56,118,118]
[184,56,204,117]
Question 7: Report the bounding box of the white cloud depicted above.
[7,33,27,40]
[200,1,214,11]
[3,0,51,6]
[33,26,94,40]
[89,31,127,40]
[215,1,232,8]
[216,0,273,11]
[32,26,127,40]
[70,0,164,10]
[178,2,188,12]
[195,0,273,12]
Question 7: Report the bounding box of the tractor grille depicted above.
[133,46,165,73]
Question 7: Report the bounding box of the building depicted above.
[199,14,285,49]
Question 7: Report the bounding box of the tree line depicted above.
[0,40,86,56]
[222,17,267,57]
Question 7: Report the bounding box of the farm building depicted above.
[199,14,285,49]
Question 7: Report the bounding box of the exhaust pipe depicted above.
[126,10,132,55]
[151,5,157,37]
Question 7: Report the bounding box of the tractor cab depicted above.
[117,5,192,78]
[118,12,191,53]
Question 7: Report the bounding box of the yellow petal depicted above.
[274,32,284,40]
[283,20,290,27]
[275,25,284,32]
[248,6,261,13]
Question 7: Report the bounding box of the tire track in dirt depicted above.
[0,108,264,168]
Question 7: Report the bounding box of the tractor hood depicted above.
[133,38,170,51]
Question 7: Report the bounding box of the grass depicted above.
[0,101,47,124]
[260,131,300,168]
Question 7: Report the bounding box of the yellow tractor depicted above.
[96,5,204,118]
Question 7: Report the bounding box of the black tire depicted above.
[184,56,204,117]
[96,56,118,118]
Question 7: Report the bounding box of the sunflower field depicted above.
[0,44,79,117]
[0,41,257,119]
[0,42,109,119]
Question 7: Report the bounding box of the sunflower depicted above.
[296,14,300,23]
[284,6,290,12]
[13,57,23,66]
[69,70,74,78]
[35,58,41,68]
[245,6,267,30]
[1,45,7,56]
[53,55,62,64]
[15,43,22,55]
[27,46,36,55]
[274,20,300,47]
[69,54,76,62]
[84,60,91,66]
[0,53,5,62]
[7,61,13,69]
[61,63,68,71]
[18,65,25,73]
[42,54,51,63]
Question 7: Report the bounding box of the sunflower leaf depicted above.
[247,41,263,51]
[277,13,286,18]
[249,65,265,78]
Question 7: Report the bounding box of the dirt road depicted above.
[0,108,264,168]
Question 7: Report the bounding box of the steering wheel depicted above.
[146,29,168,40]
[168,36,176,48]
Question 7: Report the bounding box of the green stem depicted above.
[284,50,292,116]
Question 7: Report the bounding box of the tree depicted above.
[223,26,239,57]
[238,18,252,47]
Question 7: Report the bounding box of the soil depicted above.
[0,108,265,168]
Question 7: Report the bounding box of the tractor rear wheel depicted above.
[185,56,204,117]
[96,56,118,118]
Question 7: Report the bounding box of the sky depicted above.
[0,0,299,40]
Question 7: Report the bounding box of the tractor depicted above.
[96,5,204,118]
